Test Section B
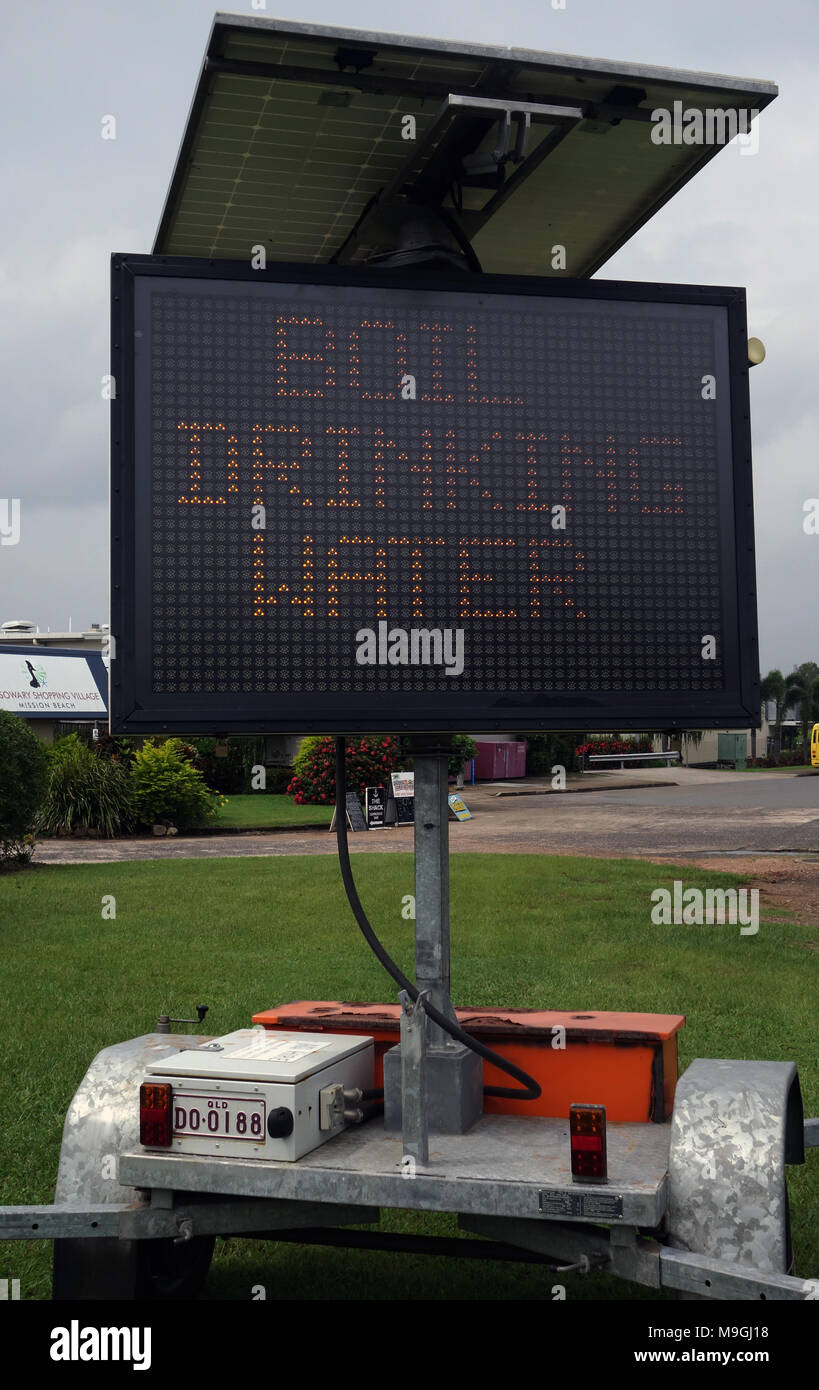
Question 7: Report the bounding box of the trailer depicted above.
[2,15,815,1304]
[2,738,816,1301]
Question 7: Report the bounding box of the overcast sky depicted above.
[0,0,816,677]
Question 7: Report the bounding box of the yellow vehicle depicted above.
[812,724,819,768]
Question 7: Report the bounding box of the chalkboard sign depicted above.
[365,785,387,828]
[345,791,368,832]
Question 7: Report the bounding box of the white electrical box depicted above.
[143,1028,374,1161]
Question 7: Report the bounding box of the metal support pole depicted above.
[382,735,483,1134]
[412,739,458,1045]
[399,989,429,1167]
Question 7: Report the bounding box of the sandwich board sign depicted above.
[365,786,387,828]
[448,794,472,821]
[390,771,415,825]
[345,792,368,832]
[329,791,368,832]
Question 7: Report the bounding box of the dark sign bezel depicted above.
[110,254,759,735]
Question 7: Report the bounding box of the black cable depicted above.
[334,737,541,1101]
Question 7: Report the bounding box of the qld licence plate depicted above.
[172,1093,266,1142]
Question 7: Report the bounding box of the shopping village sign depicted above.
[110,257,758,734]
[0,647,107,718]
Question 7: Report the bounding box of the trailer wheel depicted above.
[136,1235,215,1300]
[53,1235,214,1301]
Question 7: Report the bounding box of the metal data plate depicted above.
[539,1190,623,1219]
[143,1028,373,1084]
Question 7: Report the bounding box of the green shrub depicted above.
[748,750,810,768]
[448,734,477,779]
[45,732,85,767]
[130,739,221,828]
[189,736,260,793]
[0,711,49,866]
[264,765,293,794]
[93,732,139,769]
[526,733,584,776]
[38,742,134,838]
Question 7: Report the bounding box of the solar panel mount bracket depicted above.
[332,93,583,267]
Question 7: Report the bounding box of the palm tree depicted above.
[784,663,819,755]
[760,669,786,756]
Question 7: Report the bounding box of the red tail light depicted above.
[140,1082,173,1147]
[570,1103,607,1183]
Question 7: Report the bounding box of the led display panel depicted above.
[110,256,758,733]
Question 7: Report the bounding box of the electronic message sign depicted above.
[110,256,758,734]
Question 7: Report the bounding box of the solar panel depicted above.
[154,14,776,277]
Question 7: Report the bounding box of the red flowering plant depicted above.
[286,735,402,805]
[574,737,654,757]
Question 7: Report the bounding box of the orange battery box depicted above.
[252,1002,684,1122]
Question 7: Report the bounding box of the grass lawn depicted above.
[212,793,332,830]
[0,853,815,1301]
[739,765,813,772]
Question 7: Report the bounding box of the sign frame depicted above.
[110,254,759,735]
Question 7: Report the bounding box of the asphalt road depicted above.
[587,776,819,811]
[32,770,819,863]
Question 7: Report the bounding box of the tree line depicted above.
[760,662,819,753]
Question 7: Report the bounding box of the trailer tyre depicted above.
[136,1235,215,1300]
[53,1234,214,1301]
